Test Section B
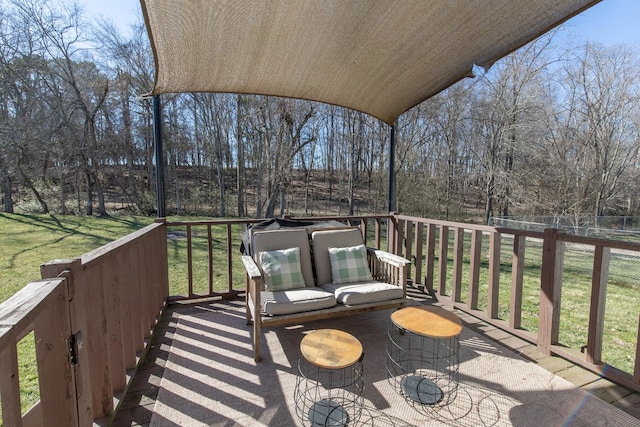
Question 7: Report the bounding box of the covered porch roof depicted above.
[140,0,599,125]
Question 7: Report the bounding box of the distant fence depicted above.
[490,216,640,241]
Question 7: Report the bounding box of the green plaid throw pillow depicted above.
[328,244,373,285]
[258,247,306,291]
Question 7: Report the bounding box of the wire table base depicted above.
[294,329,365,427]
[386,306,462,408]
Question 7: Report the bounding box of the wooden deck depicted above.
[111,289,640,426]
[5,216,640,425]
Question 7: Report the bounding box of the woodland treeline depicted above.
[1,0,639,223]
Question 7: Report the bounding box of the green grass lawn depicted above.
[0,213,155,303]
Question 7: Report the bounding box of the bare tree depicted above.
[472,33,558,223]
[562,43,640,221]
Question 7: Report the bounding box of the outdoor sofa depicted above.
[242,226,410,362]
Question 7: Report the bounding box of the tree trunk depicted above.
[85,171,93,216]
[485,174,494,225]
[265,185,278,218]
[2,170,13,213]
[236,95,246,216]
[94,172,108,216]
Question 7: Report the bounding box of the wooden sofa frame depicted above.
[242,236,410,362]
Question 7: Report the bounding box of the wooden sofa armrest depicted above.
[242,255,264,305]
[366,248,410,289]
[368,248,411,268]
[242,255,265,361]
[242,255,263,281]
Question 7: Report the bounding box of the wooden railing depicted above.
[162,214,640,393]
[392,214,640,392]
[162,215,392,300]
[2,213,640,425]
[0,222,168,426]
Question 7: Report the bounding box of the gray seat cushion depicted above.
[320,281,404,305]
[262,287,336,316]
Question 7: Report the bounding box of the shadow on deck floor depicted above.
[110,288,640,426]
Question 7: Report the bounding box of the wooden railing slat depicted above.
[187,224,194,297]
[488,231,501,319]
[103,261,126,392]
[634,314,640,385]
[131,241,145,352]
[227,223,233,293]
[509,234,526,329]
[468,230,482,310]
[208,225,214,294]
[451,227,464,303]
[424,223,436,292]
[414,222,424,287]
[404,220,413,280]
[120,248,137,369]
[437,225,449,295]
[0,329,23,427]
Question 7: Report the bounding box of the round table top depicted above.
[391,306,462,338]
[300,329,363,369]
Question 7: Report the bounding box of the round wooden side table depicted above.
[386,306,462,406]
[294,329,364,427]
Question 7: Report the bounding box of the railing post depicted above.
[414,222,424,289]
[468,230,482,310]
[387,215,397,254]
[34,278,76,426]
[374,218,382,249]
[586,245,610,364]
[538,228,565,354]
[395,217,405,255]
[510,234,526,329]
[487,231,501,319]
[404,220,413,282]
[41,258,113,420]
[437,225,449,295]
[424,223,436,292]
[40,259,95,425]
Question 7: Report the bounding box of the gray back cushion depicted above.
[251,229,315,287]
[311,228,364,286]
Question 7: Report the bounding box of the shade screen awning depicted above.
[141,0,599,125]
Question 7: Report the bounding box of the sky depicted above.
[563,0,640,46]
[83,0,640,46]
